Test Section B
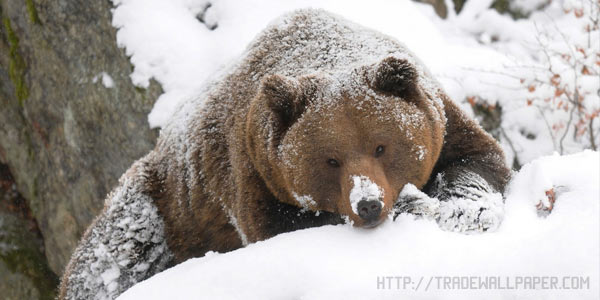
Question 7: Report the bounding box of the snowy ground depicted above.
[118,151,599,299]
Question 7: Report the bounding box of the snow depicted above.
[223,207,249,246]
[399,183,424,200]
[101,73,115,88]
[119,151,599,300]
[396,183,440,219]
[93,72,115,88]
[415,145,426,161]
[293,192,317,210]
[349,176,385,215]
[509,0,550,14]
[100,266,120,288]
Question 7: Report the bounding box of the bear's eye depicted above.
[327,158,340,168]
[375,145,385,157]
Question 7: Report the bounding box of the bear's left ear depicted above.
[260,74,306,131]
[371,56,419,99]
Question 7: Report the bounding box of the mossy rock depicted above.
[2,15,29,107]
[0,0,161,276]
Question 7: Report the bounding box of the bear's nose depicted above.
[357,199,382,223]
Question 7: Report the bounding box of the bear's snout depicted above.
[347,175,388,228]
[357,199,382,225]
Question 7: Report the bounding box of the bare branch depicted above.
[559,103,577,154]
[536,105,558,151]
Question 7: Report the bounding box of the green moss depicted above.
[3,17,29,107]
[134,86,146,94]
[25,0,41,25]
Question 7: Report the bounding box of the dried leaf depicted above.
[467,96,476,106]
[555,89,564,97]
[582,66,591,75]
[536,188,557,213]
[550,74,561,86]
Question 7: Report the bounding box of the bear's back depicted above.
[239,9,409,79]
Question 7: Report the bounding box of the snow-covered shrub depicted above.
[514,0,600,155]
[427,0,599,168]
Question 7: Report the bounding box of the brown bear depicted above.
[59,8,510,300]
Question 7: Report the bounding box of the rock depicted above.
[0,0,161,276]
[0,163,58,300]
[0,212,58,300]
[413,0,468,18]
[414,0,448,18]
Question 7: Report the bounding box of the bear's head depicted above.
[246,56,445,228]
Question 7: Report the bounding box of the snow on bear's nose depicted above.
[349,175,384,223]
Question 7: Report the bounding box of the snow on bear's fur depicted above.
[59,9,510,300]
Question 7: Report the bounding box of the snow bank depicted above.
[118,151,600,300]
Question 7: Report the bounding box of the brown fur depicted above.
[424,94,511,195]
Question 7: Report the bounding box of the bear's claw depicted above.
[394,183,440,220]
[436,191,504,233]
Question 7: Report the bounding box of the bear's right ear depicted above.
[260,74,306,131]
